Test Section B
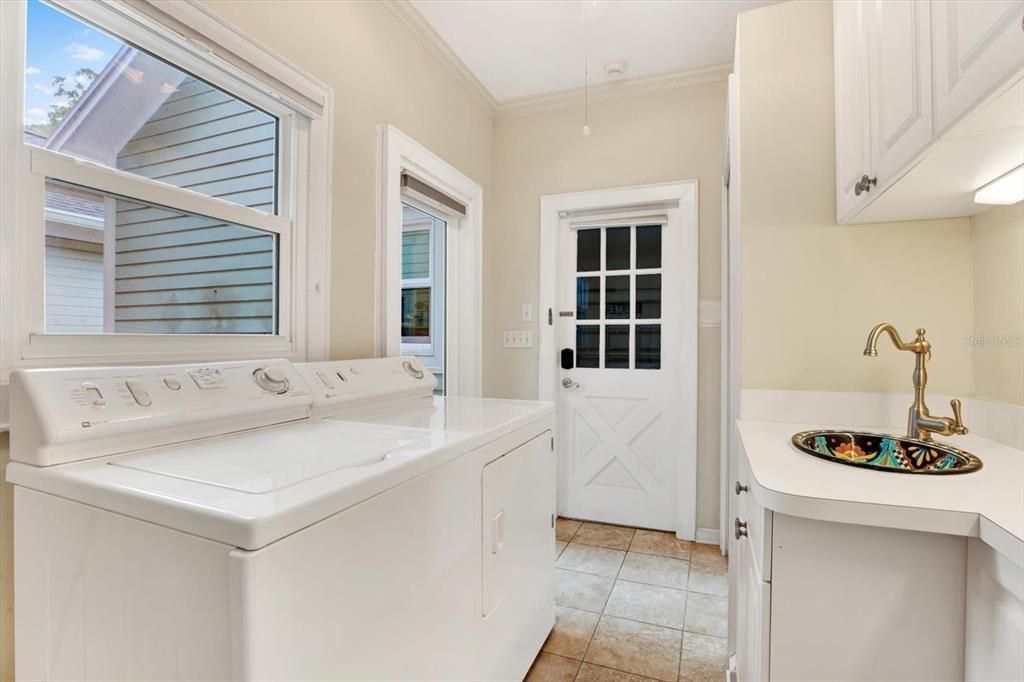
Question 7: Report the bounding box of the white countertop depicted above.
[738,420,1024,568]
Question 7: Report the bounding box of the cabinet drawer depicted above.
[735,444,773,581]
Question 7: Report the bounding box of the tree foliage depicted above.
[26,67,98,138]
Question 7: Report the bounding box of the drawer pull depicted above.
[735,518,748,540]
[735,481,748,495]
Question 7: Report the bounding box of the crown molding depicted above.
[377,2,730,122]
[495,62,732,120]
[380,0,499,115]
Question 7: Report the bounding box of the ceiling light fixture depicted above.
[974,165,1024,205]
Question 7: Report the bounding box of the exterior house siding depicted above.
[44,245,104,332]
[113,77,277,334]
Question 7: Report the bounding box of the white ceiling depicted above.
[410,0,781,102]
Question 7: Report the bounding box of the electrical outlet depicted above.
[521,304,534,322]
[502,330,533,348]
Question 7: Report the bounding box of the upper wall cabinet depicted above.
[933,1,1024,134]
[834,0,1024,224]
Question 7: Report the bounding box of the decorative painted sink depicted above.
[791,430,982,475]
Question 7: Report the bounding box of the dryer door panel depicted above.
[481,432,554,616]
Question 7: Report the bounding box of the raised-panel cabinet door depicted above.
[734,528,751,681]
[867,0,934,186]
[833,0,873,223]
[932,0,1024,135]
[737,537,770,681]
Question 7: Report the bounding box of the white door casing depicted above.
[376,124,482,397]
[539,182,698,538]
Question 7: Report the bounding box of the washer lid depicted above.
[109,420,429,494]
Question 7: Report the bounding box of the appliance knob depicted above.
[253,367,290,394]
[402,360,425,379]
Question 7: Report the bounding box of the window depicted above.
[400,202,445,393]
[574,222,663,369]
[1,0,331,371]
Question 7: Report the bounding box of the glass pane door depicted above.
[400,203,445,394]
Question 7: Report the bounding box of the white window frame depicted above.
[0,0,333,380]
[376,124,481,397]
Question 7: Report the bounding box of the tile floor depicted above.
[525,518,729,682]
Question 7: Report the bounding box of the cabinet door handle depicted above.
[735,481,748,495]
[735,517,748,540]
[854,174,878,196]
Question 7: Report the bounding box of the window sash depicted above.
[31,147,290,236]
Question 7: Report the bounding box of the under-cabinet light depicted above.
[974,165,1024,205]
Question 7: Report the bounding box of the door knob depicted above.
[735,481,748,496]
[561,378,580,389]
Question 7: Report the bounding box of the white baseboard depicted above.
[695,527,721,545]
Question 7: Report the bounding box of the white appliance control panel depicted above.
[10,360,311,466]
[296,357,437,417]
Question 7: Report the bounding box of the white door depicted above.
[399,201,446,394]
[556,214,693,532]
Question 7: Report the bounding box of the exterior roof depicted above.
[45,187,104,219]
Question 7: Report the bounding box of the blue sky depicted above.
[24,0,121,127]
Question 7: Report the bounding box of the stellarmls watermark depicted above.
[963,334,1023,348]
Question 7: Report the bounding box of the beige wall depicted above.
[972,203,1024,405]
[488,83,728,530]
[735,1,973,396]
[203,0,494,360]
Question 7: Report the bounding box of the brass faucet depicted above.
[863,323,968,442]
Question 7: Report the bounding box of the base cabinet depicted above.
[964,538,1024,681]
[734,504,1024,681]
[730,434,1021,682]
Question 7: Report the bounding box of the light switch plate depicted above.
[502,330,533,348]
[521,304,533,322]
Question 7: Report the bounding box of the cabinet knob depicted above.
[735,481,748,496]
[854,174,878,196]
[735,517,748,540]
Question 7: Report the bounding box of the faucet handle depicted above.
[950,399,968,435]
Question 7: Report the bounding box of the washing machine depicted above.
[7,357,556,681]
